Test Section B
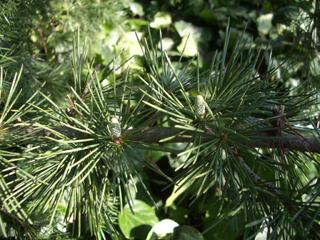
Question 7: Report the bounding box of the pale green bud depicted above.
[194,95,206,117]
[110,117,121,138]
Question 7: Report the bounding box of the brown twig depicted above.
[129,127,320,153]
[36,27,48,55]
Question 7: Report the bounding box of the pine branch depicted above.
[129,127,320,153]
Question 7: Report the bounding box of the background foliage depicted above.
[0,0,319,239]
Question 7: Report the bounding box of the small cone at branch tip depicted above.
[194,95,206,117]
[110,117,121,138]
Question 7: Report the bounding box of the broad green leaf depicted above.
[129,2,144,16]
[127,19,149,29]
[174,21,201,38]
[172,226,204,240]
[122,31,144,57]
[118,200,159,239]
[146,219,179,240]
[150,12,172,29]
[174,20,211,56]
[255,230,268,240]
[174,20,212,43]
[177,36,198,57]
[158,38,175,51]
[254,220,269,240]
[257,13,273,35]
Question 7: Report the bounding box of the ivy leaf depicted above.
[174,20,211,56]
[129,2,144,16]
[174,20,202,38]
[146,219,179,240]
[177,35,198,57]
[257,13,273,35]
[118,200,159,239]
[158,38,175,51]
[150,12,172,29]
